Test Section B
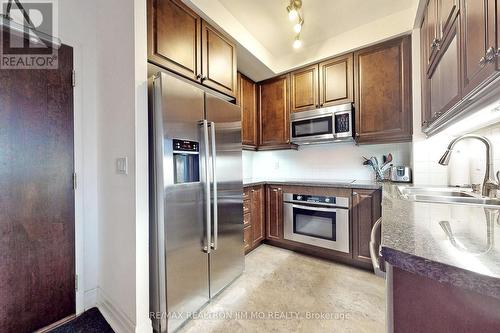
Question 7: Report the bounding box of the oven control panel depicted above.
[287,193,349,208]
[293,194,336,204]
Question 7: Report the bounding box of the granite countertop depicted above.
[243,178,382,190]
[381,184,500,300]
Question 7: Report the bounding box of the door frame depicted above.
[70,40,86,315]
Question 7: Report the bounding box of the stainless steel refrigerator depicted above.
[149,71,244,333]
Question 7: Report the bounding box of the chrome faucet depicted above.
[438,134,499,197]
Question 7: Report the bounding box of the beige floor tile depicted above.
[180,245,385,333]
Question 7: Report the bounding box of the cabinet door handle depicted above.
[196,74,202,80]
[485,47,497,63]
[479,56,486,67]
[430,38,440,50]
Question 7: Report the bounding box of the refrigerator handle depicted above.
[202,120,211,254]
[209,122,218,250]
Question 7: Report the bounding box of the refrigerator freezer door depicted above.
[205,93,245,298]
[150,72,210,333]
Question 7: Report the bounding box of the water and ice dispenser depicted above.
[172,139,200,184]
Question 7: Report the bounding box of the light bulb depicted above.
[288,8,298,21]
[293,38,302,49]
[293,22,302,33]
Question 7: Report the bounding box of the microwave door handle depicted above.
[209,122,218,251]
[202,120,211,254]
[291,204,338,213]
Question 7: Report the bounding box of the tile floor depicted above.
[180,244,386,333]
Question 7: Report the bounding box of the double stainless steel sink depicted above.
[397,186,500,207]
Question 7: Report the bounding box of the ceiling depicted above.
[219,0,415,57]
[186,0,419,80]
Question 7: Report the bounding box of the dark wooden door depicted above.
[238,73,258,147]
[354,36,413,144]
[440,0,458,37]
[461,0,497,96]
[352,190,382,265]
[259,75,290,147]
[427,19,461,123]
[251,186,265,244]
[420,10,432,128]
[290,64,318,112]
[147,0,202,81]
[319,54,354,107]
[0,43,75,332]
[243,225,252,252]
[426,0,440,67]
[201,20,237,98]
[266,186,283,241]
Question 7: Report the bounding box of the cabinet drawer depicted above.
[243,199,250,214]
[243,189,250,200]
[244,226,252,251]
[244,212,251,227]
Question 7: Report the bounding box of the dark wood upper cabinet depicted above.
[201,21,237,98]
[251,186,265,244]
[266,186,283,241]
[319,54,354,107]
[259,75,291,147]
[238,73,258,147]
[440,0,459,36]
[421,0,500,133]
[354,36,413,144]
[420,12,432,126]
[461,0,497,96]
[427,19,461,124]
[147,0,237,98]
[426,0,440,67]
[352,189,382,265]
[290,64,319,112]
[147,0,201,81]
[290,55,353,113]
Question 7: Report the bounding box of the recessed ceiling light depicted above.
[293,37,302,49]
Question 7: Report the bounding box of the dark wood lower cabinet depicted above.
[352,189,382,265]
[390,266,500,332]
[262,184,382,270]
[243,185,265,253]
[266,185,283,241]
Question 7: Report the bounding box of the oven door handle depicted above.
[290,203,340,213]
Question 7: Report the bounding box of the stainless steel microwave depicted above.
[290,103,354,145]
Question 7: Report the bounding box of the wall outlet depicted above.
[116,157,128,175]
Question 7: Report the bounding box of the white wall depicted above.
[244,142,411,182]
[95,0,150,332]
[58,0,99,313]
[57,0,150,331]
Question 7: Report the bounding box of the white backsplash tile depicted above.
[413,122,500,186]
[244,142,412,182]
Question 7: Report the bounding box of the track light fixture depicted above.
[286,0,304,49]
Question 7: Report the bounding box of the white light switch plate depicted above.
[116,157,128,175]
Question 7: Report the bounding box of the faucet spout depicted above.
[438,134,497,197]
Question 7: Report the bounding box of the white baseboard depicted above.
[97,288,135,333]
[84,288,98,310]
